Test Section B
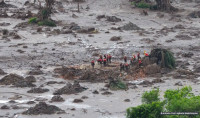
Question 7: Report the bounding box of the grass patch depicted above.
[131,1,150,9]
[38,19,56,27]
[28,17,37,24]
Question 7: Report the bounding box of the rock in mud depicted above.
[110,36,121,41]
[81,96,88,99]
[144,64,161,75]
[182,52,194,58]
[0,69,6,75]
[175,34,192,40]
[50,95,65,102]
[53,81,87,95]
[96,15,105,20]
[14,81,36,87]
[124,99,130,102]
[101,91,113,95]
[120,22,142,31]
[174,24,185,29]
[22,102,65,115]
[0,74,24,85]
[175,81,183,86]
[77,27,95,34]
[27,88,49,93]
[28,69,43,75]
[1,105,10,109]
[92,90,99,94]
[177,69,194,75]
[188,11,200,18]
[26,101,36,104]
[138,80,152,86]
[25,76,36,83]
[106,16,121,22]
[152,78,165,83]
[73,99,83,103]
[54,67,82,80]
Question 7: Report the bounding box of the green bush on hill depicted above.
[126,86,200,118]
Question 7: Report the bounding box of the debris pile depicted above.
[107,77,128,90]
[120,22,142,31]
[22,102,65,115]
[53,81,87,95]
[0,74,36,87]
[50,95,65,102]
[27,88,49,93]
[0,69,6,75]
[54,67,83,80]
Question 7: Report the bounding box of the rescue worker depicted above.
[91,60,95,68]
[138,58,142,67]
[144,51,149,57]
[132,54,136,61]
[125,63,129,71]
[124,56,127,63]
[103,57,107,66]
[97,58,102,65]
[108,54,112,63]
[104,54,107,59]
[100,55,103,59]
[130,57,134,66]
[120,63,124,71]
[137,53,141,60]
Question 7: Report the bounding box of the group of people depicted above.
[91,54,112,68]
[91,51,149,70]
[120,51,149,71]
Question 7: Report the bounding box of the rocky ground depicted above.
[0,0,200,118]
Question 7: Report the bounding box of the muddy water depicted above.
[0,0,200,118]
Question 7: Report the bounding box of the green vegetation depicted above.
[126,86,200,118]
[38,19,56,27]
[164,51,175,69]
[109,78,127,90]
[28,17,56,27]
[131,1,151,9]
[150,48,176,69]
[142,88,160,104]
[28,17,37,24]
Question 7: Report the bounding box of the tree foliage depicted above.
[126,86,200,118]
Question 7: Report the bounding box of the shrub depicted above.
[38,20,56,27]
[142,88,160,104]
[109,79,127,90]
[164,51,175,69]
[126,101,164,118]
[131,1,150,9]
[127,86,200,118]
[28,17,37,24]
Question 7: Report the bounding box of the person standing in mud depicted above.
[138,58,142,67]
[144,51,149,57]
[124,56,127,63]
[100,55,103,60]
[108,54,112,63]
[120,63,124,71]
[130,57,134,66]
[137,53,141,60]
[91,60,95,69]
[103,57,107,66]
[125,63,129,71]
